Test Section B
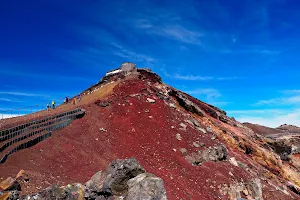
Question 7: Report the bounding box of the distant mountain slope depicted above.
[0,68,299,199]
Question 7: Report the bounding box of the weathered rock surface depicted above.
[0,159,166,200]
[185,145,228,165]
[1,68,300,199]
[126,173,167,200]
[102,158,145,195]
[220,178,263,200]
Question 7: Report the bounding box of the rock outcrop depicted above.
[0,158,167,200]
[1,67,300,199]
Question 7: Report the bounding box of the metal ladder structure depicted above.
[0,108,85,164]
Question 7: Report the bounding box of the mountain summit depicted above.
[0,65,299,199]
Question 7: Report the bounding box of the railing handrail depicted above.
[0,107,82,134]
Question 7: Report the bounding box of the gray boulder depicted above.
[125,173,167,200]
[185,145,228,165]
[102,158,145,195]
[84,171,107,199]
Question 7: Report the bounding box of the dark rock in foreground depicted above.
[0,158,167,200]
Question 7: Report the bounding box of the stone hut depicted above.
[120,62,136,72]
[105,62,136,76]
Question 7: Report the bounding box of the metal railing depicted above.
[0,108,85,164]
[0,108,82,137]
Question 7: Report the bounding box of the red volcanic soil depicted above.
[0,72,299,199]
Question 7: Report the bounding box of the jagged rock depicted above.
[179,123,187,131]
[25,184,67,200]
[180,148,188,155]
[186,118,201,128]
[206,126,213,132]
[65,183,85,199]
[269,140,292,161]
[229,157,239,167]
[146,98,155,103]
[169,103,176,109]
[0,192,12,200]
[219,115,229,123]
[96,101,111,107]
[220,178,263,200]
[202,145,227,162]
[193,141,200,148]
[185,145,228,165]
[211,134,217,140]
[196,127,207,134]
[24,184,85,200]
[125,173,167,200]
[84,171,107,199]
[168,91,205,117]
[102,158,145,195]
[0,177,21,192]
[286,181,300,195]
[6,190,19,200]
[20,159,166,200]
[176,133,182,141]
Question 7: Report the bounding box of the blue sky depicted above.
[1,0,300,127]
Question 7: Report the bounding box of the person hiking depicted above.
[65,96,69,104]
[52,100,56,109]
[46,103,50,111]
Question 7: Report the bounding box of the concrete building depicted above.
[105,62,136,76]
[120,62,136,71]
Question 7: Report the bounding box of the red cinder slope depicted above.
[0,69,299,199]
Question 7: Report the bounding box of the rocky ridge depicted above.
[0,68,299,199]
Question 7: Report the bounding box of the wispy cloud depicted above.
[173,74,238,81]
[185,88,221,101]
[110,43,156,64]
[0,98,22,102]
[0,91,48,97]
[130,13,203,45]
[255,95,300,106]
[174,74,213,81]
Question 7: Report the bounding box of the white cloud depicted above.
[185,88,221,101]
[227,109,283,115]
[255,95,300,106]
[236,109,300,128]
